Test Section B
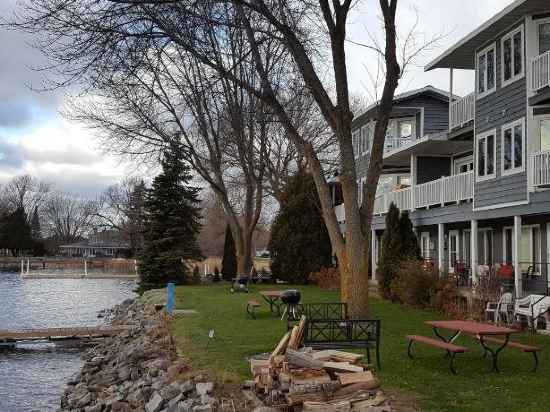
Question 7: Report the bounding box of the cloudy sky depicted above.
[0,0,514,196]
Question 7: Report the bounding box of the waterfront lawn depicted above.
[170,284,550,412]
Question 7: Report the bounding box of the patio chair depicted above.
[485,293,513,324]
[514,294,550,331]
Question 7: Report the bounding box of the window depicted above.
[361,124,371,155]
[538,21,550,55]
[477,44,496,98]
[478,229,493,266]
[398,119,414,139]
[420,232,431,260]
[502,225,541,273]
[538,116,550,152]
[501,118,525,175]
[476,129,496,181]
[501,26,524,87]
[352,129,360,158]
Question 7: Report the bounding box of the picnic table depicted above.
[426,320,519,372]
[259,290,284,315]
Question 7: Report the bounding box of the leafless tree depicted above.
[42,192,97,242]
[1,175,51,218]
[9,0,402,316]
[95,177,146,253]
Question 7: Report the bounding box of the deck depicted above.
[0,326,132,343]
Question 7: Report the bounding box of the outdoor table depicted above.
[426,320,520,372]
[259,291,284,316]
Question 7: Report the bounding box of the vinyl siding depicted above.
[474,20,528,209]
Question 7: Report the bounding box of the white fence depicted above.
[373,171,474,214]
[529,151,550,188]
[532,51,550,91]
[449,93,475,130]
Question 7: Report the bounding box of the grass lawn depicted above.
[170,283,550,412]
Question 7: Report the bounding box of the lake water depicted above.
[0,272,136,412]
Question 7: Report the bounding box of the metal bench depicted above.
[286,302,348,329]
[302,319,381,370]
[477,336,541,372]
[246,300,261,319]
[406,335,469,374]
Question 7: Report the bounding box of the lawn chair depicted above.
[514,294,550,331]
[485,293,513,324]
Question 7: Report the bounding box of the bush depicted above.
[309,267,340,290]
[390,259,437,307]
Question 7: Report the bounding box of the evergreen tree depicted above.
[221,224,237,281]
[269,169,332,284]
[30,206,46,256]
[377,202,401,299]
[0,207,34,256]
[137,141,203,292]
[399,210,421,260]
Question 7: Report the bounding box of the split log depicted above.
[291,369,331,385]
[312,350,364,363]
[303,400,352,412]
[287,349,324,369]
[289,381,341,394]
[323,361,364,373]
[269,332,291,363]
[250,359,270,375]
[271,355,285,368]
[286,391,328,406]
[337,371,377,387]
[333,382,380,399]
[287,325,300,350]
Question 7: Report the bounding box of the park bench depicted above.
[475,336,542,371]
[246,300,261,319]
[406,335,469,374]
[286,302,348,329]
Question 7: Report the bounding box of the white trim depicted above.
[420,232,431,260]
[535,17,550,55]
[463,229,471,269]
[501,117,526,176]
[473,199,529,211]
[503,226,513,264]
[476,43,497,99]
[448,230,460,273]
[453,155,474,175]
[501,25,525,88]
[535,113,550,152]
[475,128,497,182]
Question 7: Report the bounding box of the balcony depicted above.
[384,137,413,154]
[532,51,550,92]
[529,151,550,188]
[373,170,474,214]
[449,93,475,130]
[334,203,346,223]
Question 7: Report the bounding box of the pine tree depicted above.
[137,141,203,292]
[221,224,237,281]
[30,206,46,256]
[269,169,332,284]
[399,210,421,261]
[377,202,401,299]
[0,207,34,256]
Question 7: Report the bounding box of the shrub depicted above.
[309,267,340,290]
[390,259,437,307]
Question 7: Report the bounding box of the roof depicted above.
[352,85,456,127]
[426,0,550,71]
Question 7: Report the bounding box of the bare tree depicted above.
[9,0,401,316]
[1,175,51,218]
[42,192,97,242]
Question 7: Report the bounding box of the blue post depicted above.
[166,282,175,314]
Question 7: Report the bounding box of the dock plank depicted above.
[0,326,132,341]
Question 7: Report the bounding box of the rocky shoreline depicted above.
[59,295,222,412]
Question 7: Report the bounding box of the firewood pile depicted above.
[244,316,391,411]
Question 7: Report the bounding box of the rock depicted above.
[111,401,132,412]
[76,392,92,408]
[146,392,164,412]
[127,388,145,407]
[167,393,184,409]
[160,382,182,401]
[84,404,103,412]
[195,382,213,396]
[176,399,195,412]
[167,361,187,380]
[252,408,280,412]
[192,405,212,412]
[200,395,217,407]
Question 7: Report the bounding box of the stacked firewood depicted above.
[247,316,390,411]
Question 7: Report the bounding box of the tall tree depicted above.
[138,141,203,291]
[30,206,42,240]
[221,224,237,281]
[10,0,410,316]
[269,169,332,284]
[1,175,51,218]
[399,210,421,261]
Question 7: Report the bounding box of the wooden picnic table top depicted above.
[426,320,519,336]
[259,290,284,298]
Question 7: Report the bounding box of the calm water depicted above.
[0,272,136,412]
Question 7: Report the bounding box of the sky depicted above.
[0,0,515,196]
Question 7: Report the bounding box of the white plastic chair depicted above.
[485,293,513,324]
[514,294,549,329]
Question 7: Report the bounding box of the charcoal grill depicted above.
[280,289,301,319]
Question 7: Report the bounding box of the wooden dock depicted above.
[0,326,132,343]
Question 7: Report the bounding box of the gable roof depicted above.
[426,0,550,71]
[352,85,454,127]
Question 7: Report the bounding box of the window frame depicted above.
[536,114,550,153]
[352,129,361,159]
[501,25,525,88]
[501,117,525,176]
[476,43,497,99]
[536,17,550,55]
[475,129,497,182]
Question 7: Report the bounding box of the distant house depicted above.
[58,240,131,258]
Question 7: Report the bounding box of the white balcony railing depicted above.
[449,93,475,130]
[372,171,474,215]
[532,51,550,91]
[529,151,550,188]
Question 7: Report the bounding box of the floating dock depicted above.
[0,326,132,345]
[20,273,138,280]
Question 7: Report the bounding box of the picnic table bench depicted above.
[259,290,285,315]
[246,300,261,319]
[475,336,542,371]
[406,335,469,374]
